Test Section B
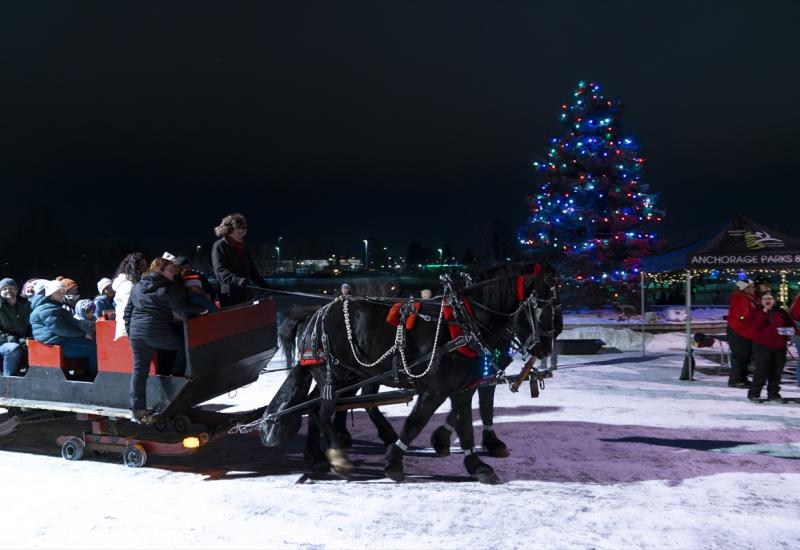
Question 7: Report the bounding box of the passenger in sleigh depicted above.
[30,280,98,380]
[0,278,32,377]
[125,257,208,422]
[73,299,97,339]
[55,276,81,316]
[94,277,116,320]
[174,256,217,313]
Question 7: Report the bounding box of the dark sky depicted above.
[1,2,798,260]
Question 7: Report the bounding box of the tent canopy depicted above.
[642,214,800,273]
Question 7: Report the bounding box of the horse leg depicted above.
[333,387,354,448]
[452,388,501,484]
[321,397,353,477]
[384,389,448,482]
[304,407,333,472]
[478,384,510,458]
[301,386,330,472]
[309,399,353,477]
[430,407,457,457]
[359,382,397,447]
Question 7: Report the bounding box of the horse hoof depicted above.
[310,457,330,473]
[464,453,500,484]
[475,469,502,485]
[482,431,510,458]
[431,425,452,457]
[384,466,405,482]
[325,448,353,477]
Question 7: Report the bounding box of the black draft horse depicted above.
[274,261,558,483]
[430,265,562,458]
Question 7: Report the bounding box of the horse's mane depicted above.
[468,260,554,310]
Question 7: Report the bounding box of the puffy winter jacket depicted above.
[112,273,134,340]
[750,307,795,350]
[124,274,206,341]
[94,294,115,318]
[211,237,265,306]
[0,296,32,344]
[727,290,757,339]
[30,296,86,344]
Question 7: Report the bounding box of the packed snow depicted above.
[2,328,800,549]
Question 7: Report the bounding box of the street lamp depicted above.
[275,246,281,273]
[363,239,368,270]
[437,248,443,264]
[194,245,201,267]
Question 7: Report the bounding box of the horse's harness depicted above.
[303,271,559,388]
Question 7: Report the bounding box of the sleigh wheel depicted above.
[61,437,85,461]
[123,443,148,468]
[172,414,191,433]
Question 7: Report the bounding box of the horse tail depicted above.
[278,306,319,368]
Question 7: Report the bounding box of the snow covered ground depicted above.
[564,306,728,326]
[2,329,800,549]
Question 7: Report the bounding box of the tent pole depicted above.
[680,269,694,380]
[641,271,646,357]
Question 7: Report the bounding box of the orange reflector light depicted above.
[182,436,201,449]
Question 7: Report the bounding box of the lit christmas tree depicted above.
[520,81,664,280]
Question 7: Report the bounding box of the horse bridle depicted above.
[459,272,559,357]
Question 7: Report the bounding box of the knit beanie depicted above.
[735,279,754,291]
[0,278,17,291]
[97,277,113,295]
[56,277,78,292]
[45,280,65,297]
[33,279,48,295]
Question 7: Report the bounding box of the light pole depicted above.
[363,239,368,270]
[437,248,443,264]
[194,245,201,267]
[275,246,281,274]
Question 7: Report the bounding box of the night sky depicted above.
[2,2,798,262]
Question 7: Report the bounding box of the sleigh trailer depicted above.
[0,299,277,468]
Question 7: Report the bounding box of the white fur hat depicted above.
[45,280,65,297]
[97,277,113,295]
[735,279,754,291]
[33,279,48,295]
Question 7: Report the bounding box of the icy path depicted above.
[2,333,800,549]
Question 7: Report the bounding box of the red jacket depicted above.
[750,307,795,350]
[727,290,757,339]
[790,296,800,322]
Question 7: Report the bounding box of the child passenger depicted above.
[94,277,116,320]
[184,278,217,313]
[73,299,97,339]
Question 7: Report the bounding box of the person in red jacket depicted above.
[747,292,795,402]
[790,292,800,323]
[726,279,757,388]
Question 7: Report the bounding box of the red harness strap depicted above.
[516,262,542,301]
[386,302,422,330]
[444,299,478,358]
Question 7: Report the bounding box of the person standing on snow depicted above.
[211,213,266,307]
[726,279,757,388]
[747,292,795,403]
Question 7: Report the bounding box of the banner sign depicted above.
[686,215,800,269]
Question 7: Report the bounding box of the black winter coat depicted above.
[211,237,265,306]
[124,274,206,341]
